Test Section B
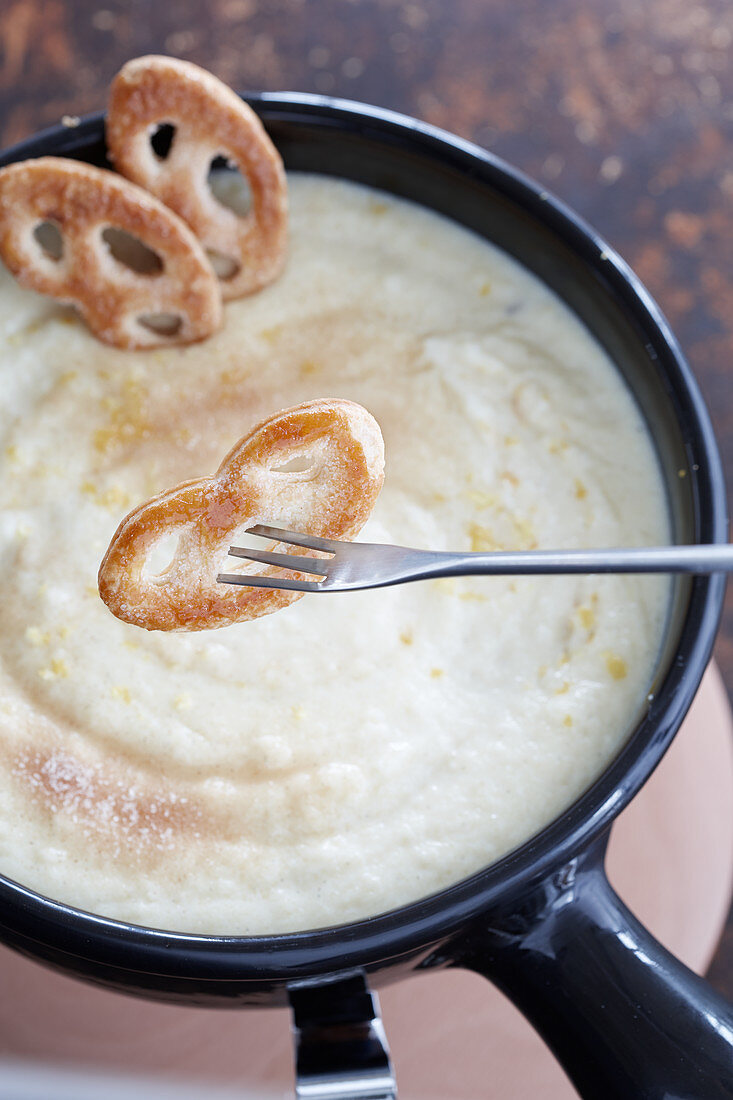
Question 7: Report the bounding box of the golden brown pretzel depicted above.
[106,56,288,301]
[0,157,222,349]
[98,399,385,631]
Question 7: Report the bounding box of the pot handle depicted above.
[452,836,733,1099]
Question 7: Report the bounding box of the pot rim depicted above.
[0,93,726,980]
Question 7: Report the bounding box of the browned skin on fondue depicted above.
[13,746,205,860]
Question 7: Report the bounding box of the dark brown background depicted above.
[0,0,731,999]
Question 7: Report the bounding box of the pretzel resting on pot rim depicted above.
[0,157,222,349]
[98,399,385,631]
[106,55,288,301]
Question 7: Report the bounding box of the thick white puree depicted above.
[0,174,669,933]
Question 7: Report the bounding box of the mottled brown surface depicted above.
[0,0,731,998]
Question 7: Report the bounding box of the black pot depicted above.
[0,95,731,1100]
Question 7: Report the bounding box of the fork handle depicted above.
[405,543,733,581]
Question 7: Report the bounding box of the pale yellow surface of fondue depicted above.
[0,174,669,933]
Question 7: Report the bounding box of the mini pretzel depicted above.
[106,56,288,301]
[0,157,222,349]
[98,399,385,631]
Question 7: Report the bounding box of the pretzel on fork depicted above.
[106,55,288,301]
[98,399,385,631]
[0,157,222,349]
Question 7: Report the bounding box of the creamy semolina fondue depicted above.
[0,175,669,933]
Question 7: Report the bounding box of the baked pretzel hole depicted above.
[101,227,164,275]
[229,526,276,554]
[226,524,278,573]
[206,250,241,281]
[33,221,64,261]
[271,455,317,474]
[224,524,328,578]
[149,122,175,160]
[137,312,183,338]
[144,529,181,580]
[207,157,252,217]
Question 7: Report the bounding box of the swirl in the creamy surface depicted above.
[0,175,669,933]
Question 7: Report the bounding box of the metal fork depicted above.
[216,524,733,593]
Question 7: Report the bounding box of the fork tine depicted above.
[227,546,328,574]
[247,524,340,552]
[216,573,322,593]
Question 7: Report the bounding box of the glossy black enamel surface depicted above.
[457,835,733,1100]
[0,95,730,1097]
